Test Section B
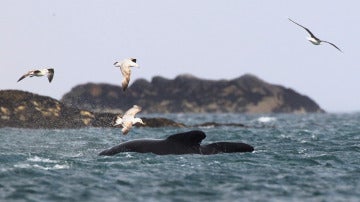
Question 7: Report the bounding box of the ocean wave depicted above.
[14,163,70,170]
[33,164,70,170]
[27,156,59,163]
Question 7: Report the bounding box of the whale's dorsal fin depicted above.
[166,130,206,146]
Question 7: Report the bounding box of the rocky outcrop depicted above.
[61,74,324,113]
[0,90,184,129]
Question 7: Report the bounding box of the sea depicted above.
[0,113,359,202]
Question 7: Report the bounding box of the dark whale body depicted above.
[99,130,254,156]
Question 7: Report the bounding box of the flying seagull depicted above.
[112,105,145,135]
[113,58,139,91]
[17,68,54,83]
[288,18,342,52]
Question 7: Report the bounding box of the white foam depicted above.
[15,163,70,170]
[199,125,215,129]
[53,164,70,170]
[0,168,11,172]
[14,163,32,169]
[14,156,70,170]
[257,116,276,123]
[125,153,133,158]
[27,156,58,163]
[33,164,69,170]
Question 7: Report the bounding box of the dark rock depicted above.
[0,90,87,128]
[61,74,325,113]
[0,90,185,129]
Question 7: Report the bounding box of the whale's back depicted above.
[165,130,206,146]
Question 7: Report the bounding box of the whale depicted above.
[99,130,254,156]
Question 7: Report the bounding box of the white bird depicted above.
[17,68,55,83]
[113,58,139,91]
[112,105,145,135]
[288,18,342,52]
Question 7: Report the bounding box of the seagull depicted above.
[288,18,342,52]
[111,105,145,135]
[17,68,55,83]
[113,58,139,91]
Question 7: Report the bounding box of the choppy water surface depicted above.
[1,113,360,201]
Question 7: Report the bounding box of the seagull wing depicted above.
[321,40,343,52]
[120,66,131,91]
[47,68,54,82]
[288,18,317,39]
[111,114,123,126]
[123,105,142,118]
[17,71,33,82]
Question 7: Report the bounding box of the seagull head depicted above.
[134,118,145,125]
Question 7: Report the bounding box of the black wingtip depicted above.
[17,76,25,82]
[48,69,54,82]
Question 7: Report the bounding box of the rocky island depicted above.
[61,74,324,114]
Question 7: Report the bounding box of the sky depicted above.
[1,1,359,113]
